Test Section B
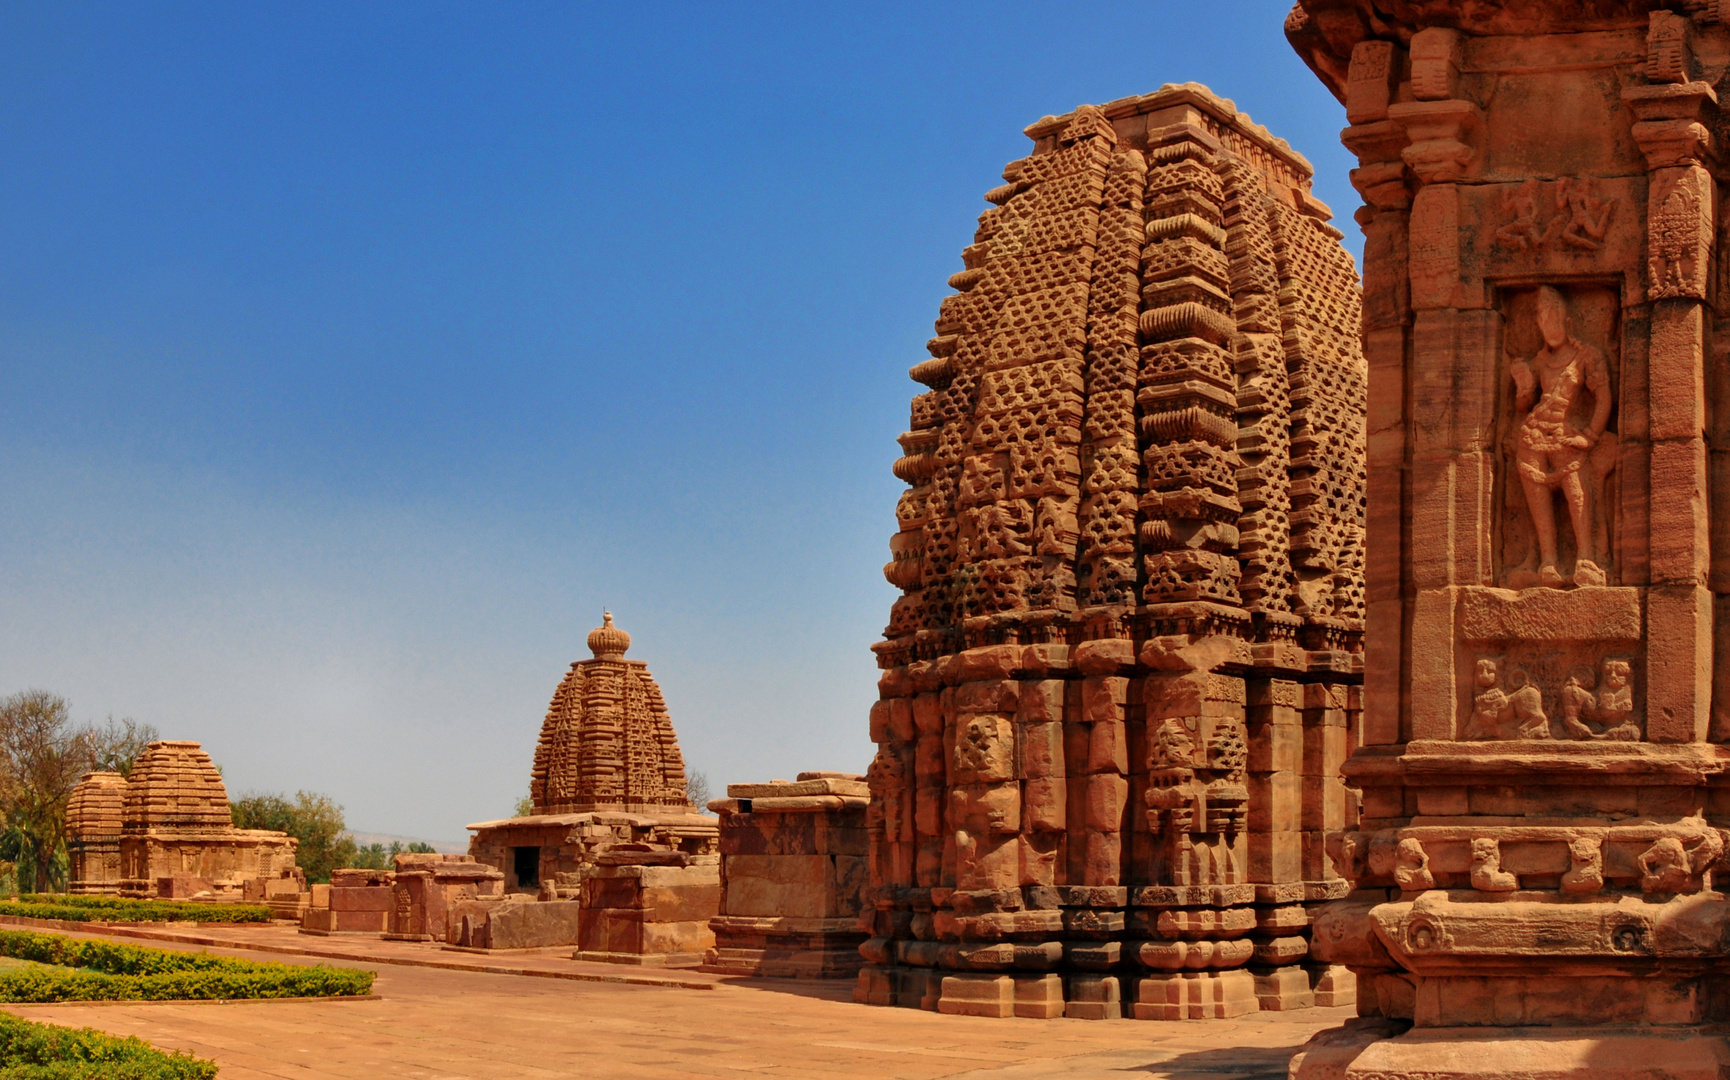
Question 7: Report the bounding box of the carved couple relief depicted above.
[1464,656,1637,741]
[1493,177,1617,254]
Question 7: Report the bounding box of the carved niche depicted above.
[1496,284,1620,589]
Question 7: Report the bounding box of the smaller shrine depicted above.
[67,741,304,906]
[465,613,719,959]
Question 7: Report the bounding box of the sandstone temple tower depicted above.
[861,84,1368,1021]
[1283,2,1730,1076]
[529,611,690,813]
[67,741,302,902]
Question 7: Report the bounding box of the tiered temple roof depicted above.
[529,613,691,813]
[122,740,234,832]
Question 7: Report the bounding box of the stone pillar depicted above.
[1286,3,1730,1075]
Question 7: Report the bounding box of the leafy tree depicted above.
[87,716,161,778]
[0,691,94,892]
[349,841,434,871]
[230,791,355,884]
[685,770,710,809]
[512,787,534,818]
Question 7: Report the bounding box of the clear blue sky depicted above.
[0,1,1356,842]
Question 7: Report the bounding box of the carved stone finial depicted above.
[587,610,631,660]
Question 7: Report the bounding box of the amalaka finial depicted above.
[588,610,631,659]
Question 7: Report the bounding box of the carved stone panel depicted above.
[1494,284,1621,588]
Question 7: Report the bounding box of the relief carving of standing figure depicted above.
[1509,286,1613,588]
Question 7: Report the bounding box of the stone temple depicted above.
[465,613,720,962]
[66,741,303,907]
[860,83,1368,1021]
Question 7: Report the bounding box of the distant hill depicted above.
[346,831,467,854]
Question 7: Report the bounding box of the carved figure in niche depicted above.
[1494,179,1544,251]
[1393,837,1434,892]
[1639,837,1695,894]
[1594,659,1637,738]
[1508,286,1613,588]
[1148,718,1196,775]
[1464,658,1550,740]
[1557,177,1616,251]
[1469,837,1518,892]
[1558,666,1597,740]
[1561,836,1604,896]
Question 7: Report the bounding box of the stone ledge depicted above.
[1458,586,1642,643]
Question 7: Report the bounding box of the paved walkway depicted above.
[2,924,1352,1079]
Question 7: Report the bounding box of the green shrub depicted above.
[4,896,272,924]
[0,1012,216,1079]
[0,931,373,1001]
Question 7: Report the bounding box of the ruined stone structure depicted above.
[466,614,720,958]
[862,84,1367,1021]
[384,854,504,941]
[703,773,870,978]
[1282,3,1730,1076]
[66,742,303,903]
[302,869,395,934]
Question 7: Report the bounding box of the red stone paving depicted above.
[1,923,1352,1078]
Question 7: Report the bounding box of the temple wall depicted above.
[1282,2,1730,1075]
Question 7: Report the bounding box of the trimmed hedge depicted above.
[0,931,374,1002]
[0,1012,216,1079]
[3,896,273,925]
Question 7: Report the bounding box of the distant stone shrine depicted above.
[67,741,304,908]
[862,84,1366,1021]
[703,773,870,978]
[65,771,125,895]
[465,613,720,959]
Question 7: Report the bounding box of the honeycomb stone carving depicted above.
[863,84,1367,1023]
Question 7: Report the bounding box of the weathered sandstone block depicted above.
[702,772,870,978]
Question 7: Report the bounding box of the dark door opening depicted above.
[513,846,541,890]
